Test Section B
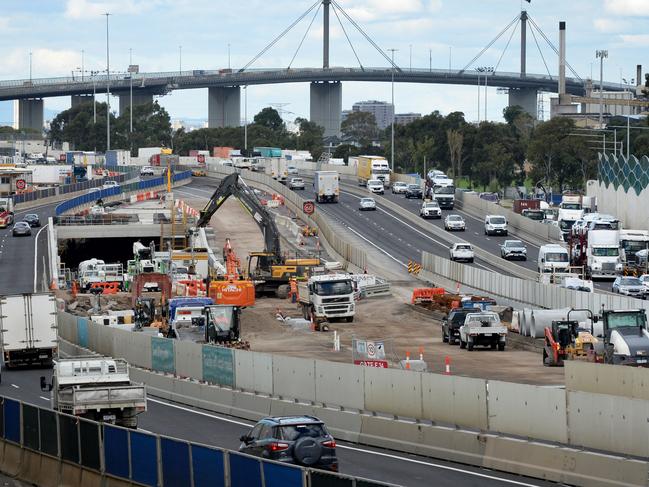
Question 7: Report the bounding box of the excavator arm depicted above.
[196,173,282,259]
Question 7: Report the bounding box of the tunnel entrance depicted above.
[59,236,161,270]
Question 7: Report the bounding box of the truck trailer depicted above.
[357,156,391,187]
[314,171,340,203]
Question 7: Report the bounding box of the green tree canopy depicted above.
[253,107,285,132]
[341,111,378,146]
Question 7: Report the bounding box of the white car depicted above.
[391,181,408,194]
[102,180,120,189]
[450,243,474,263]
[287,165,298,175]
[140,166,155,176]
[288,177,305,190]
[359,197,376,211]
[419,200,442,219]
[444,214,466,231]
[484,215,508,236]
[367,179,384,194]
[639,274,649,291]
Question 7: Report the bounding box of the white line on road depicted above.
[39,396,49,401]
[11,384,19,389]
[148,396,542,487]
[33,224,48,293]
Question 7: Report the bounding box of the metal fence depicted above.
[0,393,395,487]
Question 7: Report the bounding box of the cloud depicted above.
[339,0,427,22]
[619,33,649,45]
[64,0,162,19]
[4,48,83,78]
[593,18,630,32]
[604,0,649,16]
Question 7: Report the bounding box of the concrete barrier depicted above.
[565,361,649,401]
[364,367,422,419]
[314,360,364,411]
[234,349,273,395]
[421,374,488,430]
[175,340,202,379]
[272,355,316,403]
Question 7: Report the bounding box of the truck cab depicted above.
[587,230,622,279]
[203,305,241,343]
[298,274,355,323]
[558,194,584,239]
[538,244,570,274]
[599,310,649,366]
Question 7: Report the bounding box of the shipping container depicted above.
[213,146,235,158]
[31,165,71,184]
[138,147,164,159]
[513,199,541,214]
[254,147,282,158]
[105,150,131,167]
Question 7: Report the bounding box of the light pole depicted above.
[105,12,111,151]
[129,48,133,134]
[388,48,398,172]
[477,66,493,120]
[622,78,635,160]
[409,44,412,71]
[596,50,608,127]
[91,70,99,123]
[29,50,32,82]
[228,43,231,70]
[179,45,182,75]
[477,73,481,122]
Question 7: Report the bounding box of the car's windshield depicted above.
[278,424,327,441]
[361,198,374,203]
[373,168,391,175]
[592,247,619,257]
[561,203,581,210]
[314,280,353,296]
[26,214,37,219]
[505,241,523,247]
[395,182,407,187]
[489,217,506,225]
[205,306,234,331]
[408,185,420,190]
[292,178,303,183]
[606,311,647,330]
[369,180,382,185]
[620,278,642,286]
[559,220,575,230]
[449,311,469,324]
[622,240,649,253]
[545,252,569,262]
[456,245,471,250]
[448,215,462,221]
[424,202,438,208]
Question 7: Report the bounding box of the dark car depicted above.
[23,214,40,227]
[442,308,475,344]
[239,416,338,472]
[404,184,423,199]
[12,221,32,237]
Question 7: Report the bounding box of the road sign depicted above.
[366,341,376,358]
[354,360,389,368]
[15,179,26,190]
[303,200,315,215]
[197,154,205,164]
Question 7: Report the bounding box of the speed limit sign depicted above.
[303,200,315,215]
[15,179,26,190]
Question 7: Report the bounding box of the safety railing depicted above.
[0,394,396,487]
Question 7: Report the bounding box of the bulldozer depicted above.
[543,320,598,366]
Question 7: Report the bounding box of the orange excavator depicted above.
[208,238,256,307]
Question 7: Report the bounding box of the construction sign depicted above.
[408,260,422,275]
[303,200,315,215]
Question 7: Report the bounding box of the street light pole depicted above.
[388,48,398,173]
[477,74,481,122]
[129,48,133,134]
[81,49,85,81]
[91,70,97,123]
[596,50,608,127]
[622,78,635,160]
[244,85,248,151]
[29,50,32,82]
[179,45,182,75]
[105,12,111,151]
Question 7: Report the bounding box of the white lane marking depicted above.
[33,224,48,293]
[11,384,19,389]
[39,396,49,401]
[344,225,407,268]
[149,396,541,486]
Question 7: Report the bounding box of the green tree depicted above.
[446,129,463,178]
[253,107,285,132]
[114,101,172,154]
[49,101,115,152]
[294,118,324,160]
[341,111,379,146]
[633,134,649,158]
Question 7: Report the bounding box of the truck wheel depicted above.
[442,331,449,343]
[491,343,497,350]
[467,341,474,351]
[498,343,506,351]
[460,340,466,349]
[276,284,290,300]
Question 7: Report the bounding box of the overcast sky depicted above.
[0,0,647,126]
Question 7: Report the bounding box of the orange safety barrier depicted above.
[90,281,120,294]
[177,279,206,297]
[411,287,445,304]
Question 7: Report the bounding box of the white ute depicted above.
[459,311,507,351]
[450,243,474,263]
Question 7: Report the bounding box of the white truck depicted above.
[558,194,584,240]
[587,230,622,279]
[0,293,58,368]
[459,311,507,351]
[298,274,355,324]
[538,244,570,274]
[78,258,125,290]
[266,158,288,183]
[41,358,146,428]
[313,171,340,203]
[619,230,649,269]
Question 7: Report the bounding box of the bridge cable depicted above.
[459,13,520,75]
[527,16,582,82]
[331,2,364,71]
[493,21,519,74]
[288,2,322,69]
[528,21,553,79]
[331,0,401,71]
[239,0,321,72]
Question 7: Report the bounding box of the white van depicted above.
[538,244,570,273]
[102,180,120,189]
[484,215,508,236]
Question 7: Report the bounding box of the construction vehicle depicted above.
[207,238,255,307]
[196,173,320,298]
[598,309,649,366]
[0,197,14,228]
[78,258,125,291]
[298,274,355,327]
[203,305,241,343]
[168,296,214,328]
[619,230,649,274]
[40,357,146,428]
[0,293,58,368]
[543,320,598,366]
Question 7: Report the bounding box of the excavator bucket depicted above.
[209,280,256,307]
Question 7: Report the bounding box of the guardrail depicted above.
[57,313,649,487]
[0,392,394,487]
[207,165,367,272]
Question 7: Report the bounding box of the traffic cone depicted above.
[444,356,451,375]
[405,351,411,370]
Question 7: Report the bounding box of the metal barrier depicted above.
[0,394,396,487]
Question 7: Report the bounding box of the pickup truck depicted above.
[459,311,507,351]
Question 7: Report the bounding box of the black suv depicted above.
[442,308,474,345]
[239,416,338,471]
[404,184,423,199]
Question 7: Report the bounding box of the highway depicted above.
[0,366,551,487]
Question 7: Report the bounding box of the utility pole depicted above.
[388,48,398,172]
[129,48,133,134]
[105,12,111,151]
[29,50,32,82]
[323,0,330,68]
[81,49,85,81]
[477,74,481,122]
[596,50,608,127]
[179,45,182,75]
[228,43,231,70]
[622,78,635,160]
[244,85,248,151]
[520,11,527,77]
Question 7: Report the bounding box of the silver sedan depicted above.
[12,221,32,237]
[359,197,377,211]
[444,214,466,231]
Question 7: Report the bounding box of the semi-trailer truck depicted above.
[357,156,391,187]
